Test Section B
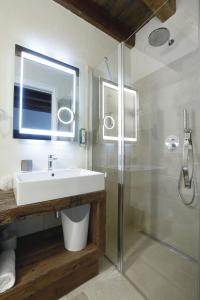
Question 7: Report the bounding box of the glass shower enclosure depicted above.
[92,1,200,299]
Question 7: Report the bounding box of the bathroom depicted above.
[0,0,199,299]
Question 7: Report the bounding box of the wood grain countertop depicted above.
[0,190,106,224]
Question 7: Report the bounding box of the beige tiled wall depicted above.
[125,48,200,259]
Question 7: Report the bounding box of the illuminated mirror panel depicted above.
[102,80,138,142]
[13,45,79,141]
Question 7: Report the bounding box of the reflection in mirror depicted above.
[102,81,118,140]
[13,45,79,141]
[101,80,138,142]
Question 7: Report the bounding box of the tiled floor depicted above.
[59,257,144,300]
[105,225,199,300]
[59,230,199,300]
[123,230,199,300]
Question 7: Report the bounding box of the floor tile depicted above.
[59,257,144,300]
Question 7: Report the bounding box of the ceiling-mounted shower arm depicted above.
[104,57,113,82]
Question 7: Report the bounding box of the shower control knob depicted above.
[165,135,179,151]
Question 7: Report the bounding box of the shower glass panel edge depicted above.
[117,43,124,272]
[91,47,119,266]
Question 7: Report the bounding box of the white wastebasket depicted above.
[61,204,90,252]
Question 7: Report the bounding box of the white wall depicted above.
[0,0,117,177]
[0,0,117,235]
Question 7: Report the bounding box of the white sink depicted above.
[14,168,105,206]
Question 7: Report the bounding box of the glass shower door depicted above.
[122,1,200,299]
[92,48,119,265]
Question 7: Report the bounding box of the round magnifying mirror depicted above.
[57,107,74,125]
[103,116,115,130]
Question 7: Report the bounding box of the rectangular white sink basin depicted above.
[14,168,105,206]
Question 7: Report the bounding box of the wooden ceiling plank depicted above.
[107,0,132,19]
[142,0,176,22]
[119,2,152,33]
[53,0,135,46]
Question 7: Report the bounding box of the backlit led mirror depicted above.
[13,45,79,141]
[102,80,138,142]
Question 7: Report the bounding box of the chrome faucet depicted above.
[48,155,57,171]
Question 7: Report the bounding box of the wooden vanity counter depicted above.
[0,190,106,225]
[0,190,106,300]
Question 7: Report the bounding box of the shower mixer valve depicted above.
[165,135,179,151]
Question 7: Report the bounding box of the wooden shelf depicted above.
[0,190,106,299]
[0,190,106,224]
[0,227,100,300]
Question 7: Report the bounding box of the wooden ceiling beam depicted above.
[142,0,176,22]
[53,0,135,47]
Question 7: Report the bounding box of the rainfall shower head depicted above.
[148,27,174,47]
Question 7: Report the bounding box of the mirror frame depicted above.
[101,79,138,142]
[13,45,79,141]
